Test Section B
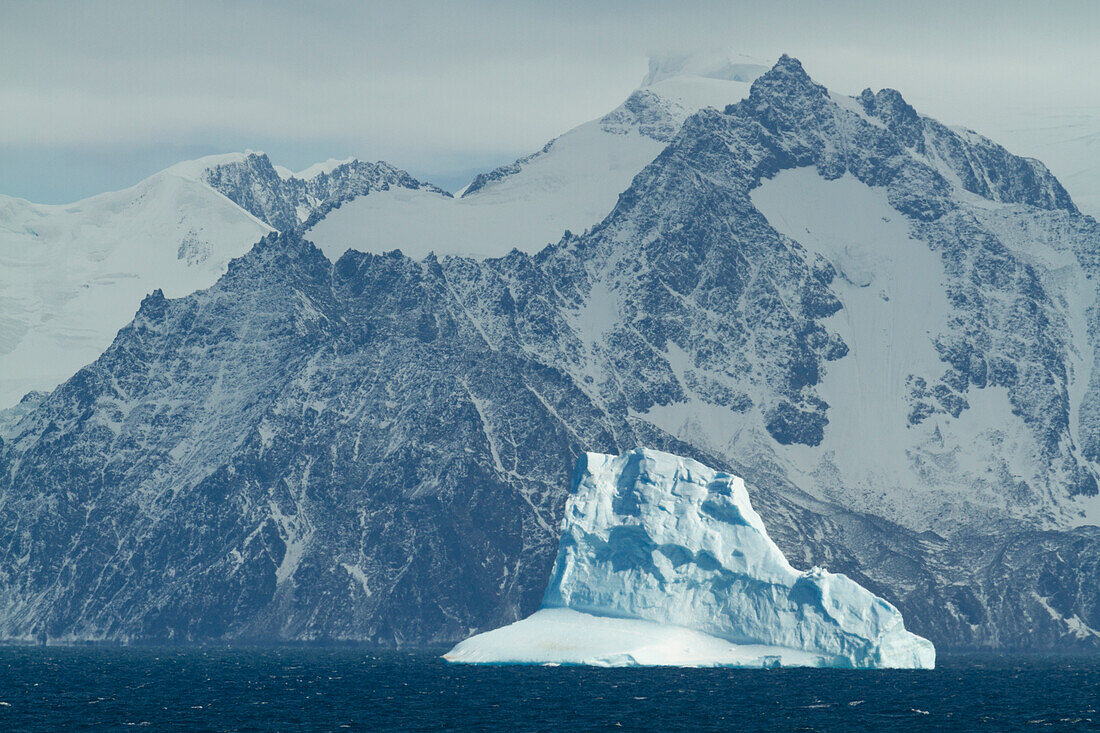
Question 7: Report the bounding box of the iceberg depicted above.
[445,448,935,668]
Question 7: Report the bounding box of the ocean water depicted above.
[0,648,1096,731]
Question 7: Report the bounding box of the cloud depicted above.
[2,0,1098,202]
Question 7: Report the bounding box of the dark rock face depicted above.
[201,153,448,232]
[0,236,621,643]
[2,56,1100,650]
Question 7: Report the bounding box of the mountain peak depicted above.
[722,53,831,128]
[749,54,825,97]
[773,53,804,73]
[859,87,919,122]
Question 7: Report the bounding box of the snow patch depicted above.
[752,168,1044,531]
[269,499,311,588]
[341,563,372,597]
[1035,594,1100,640]
[305,123,663,260]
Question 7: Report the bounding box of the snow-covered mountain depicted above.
[0,152,440,407]
[0,160,270,408]
[1,59,763,409]
[2,56,1099,651]
[305,60,767,260]
[446,448,934,668]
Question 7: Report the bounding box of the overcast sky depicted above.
[2,0,1098,202]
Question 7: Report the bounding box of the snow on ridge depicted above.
[640,75,755,120]
[160,152,361,186]
[296,157,357,180]
[0,151,263,211]
[305,66,759,261]
[0,146,428,407]
[0,170,273,408]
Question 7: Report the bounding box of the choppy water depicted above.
[0,647,1097,731]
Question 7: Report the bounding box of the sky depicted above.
[2,0,1098,203]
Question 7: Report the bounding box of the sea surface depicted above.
[0,647,1096,731]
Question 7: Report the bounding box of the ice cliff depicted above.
[446,448,935,668]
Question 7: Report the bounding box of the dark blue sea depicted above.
[0,648,1097,731]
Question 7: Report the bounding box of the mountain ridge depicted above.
[0,152,440,408]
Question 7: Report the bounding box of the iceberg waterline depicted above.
[446,448,935,668]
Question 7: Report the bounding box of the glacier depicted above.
[446,448,935,668]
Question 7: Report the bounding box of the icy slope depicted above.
[0,170,271,407]
[750,169,1048,528]
[305,68,760,260]
[446,449,935,668]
